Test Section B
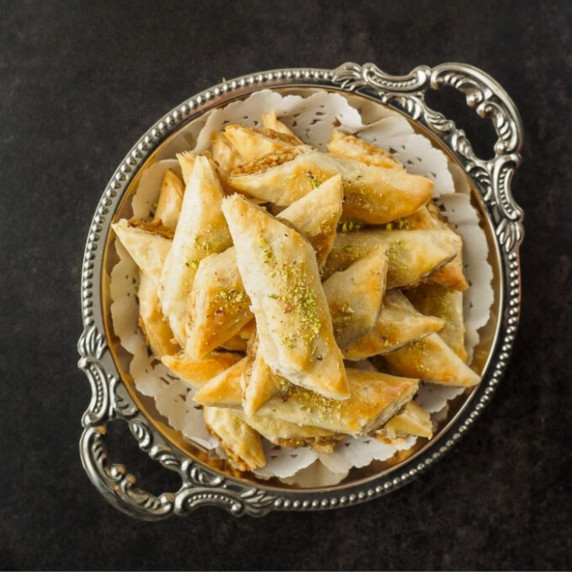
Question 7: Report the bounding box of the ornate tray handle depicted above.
[332,62,524,253]
[78,326,278,519]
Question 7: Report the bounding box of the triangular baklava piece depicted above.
[256,368,419,437]
[193,358,248,408]
[176,151,196,185]
[137,273,179,358]
[222,194,349,400]
[224,124,300,162]
[112,219,171,287]
[161,351,242,389]
[210,131,244,177]
[323,248,387,348]
[400,204,468,290]
[203,406,266,471]
[227,149,433,224]
[323,229,461,288]
[342,290,445,361]
[406,283,467,362]
[241,337,280,416]
[159,156,232,345]
[237,412,342,453]
[185,248,252,360]
[327,129,402,169]
[261,111,304,143]
[278,174,343,269]
[152,169,184,230]
[382,333,480,387]
[377,401,433,440]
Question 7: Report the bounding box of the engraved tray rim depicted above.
[78,62,524,519]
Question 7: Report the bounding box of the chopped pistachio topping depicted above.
[213,286,247,317]
[262,241,323,347]
[305,170,321,189]
[193,225,228,255]
[386,240,403,266]
[282,383,344,421]
[385,219,405,231]
[259,238,274,264]
[331,302,355,338]
[339,220,362,233]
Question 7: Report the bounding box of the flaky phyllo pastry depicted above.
[222,193,350,401]
[112,117,481,474]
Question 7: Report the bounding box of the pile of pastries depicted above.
[113,112,480,472]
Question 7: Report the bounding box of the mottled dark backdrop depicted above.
[1,0,570,570]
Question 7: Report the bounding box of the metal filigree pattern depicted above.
[332,61,524,253]
[333,61,431,93]
[78,342,278,519]
[78,326,111,426]
[78,62,523,518]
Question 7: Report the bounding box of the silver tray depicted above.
[78,62,524,519]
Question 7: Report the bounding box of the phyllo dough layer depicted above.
[222,194,349,400]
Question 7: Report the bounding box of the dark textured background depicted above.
[1,0,571,570]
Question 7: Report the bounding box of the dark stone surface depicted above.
[1,0,570,569]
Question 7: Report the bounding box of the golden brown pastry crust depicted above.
[237,412,344,453]
[255,368,420,437]
[210,131,244,176]
[228,149,433,224]
[193,358,249,407]
[129,219,175,240]
[185,248,253,360]
[377,401,433,439]
[161,351,243,389]
[203,406,266,471]
[222,194,349,400]
[323,229,461,289]
[327,129,403,170]
[277,174,343,269]
[112,219,172,287]
[241,337,280,417]
[400,204,468,290]
[323,248,387,348]
[261,111,304,144]
[223,124,299,162]
[194,358,419,438]
[176,151,196,185]
[153,169,184,230]
[159,156,232,345]
[185,176,343,358]
[382,333,480,387]
[405,283,468,362]
[342,289,445,361]
[137,273,179,359]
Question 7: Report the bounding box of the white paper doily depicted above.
[109,89,494,486]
